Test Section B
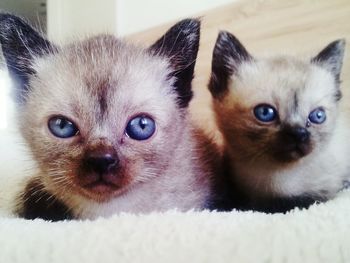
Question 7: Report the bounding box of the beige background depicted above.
[46,0,235,41]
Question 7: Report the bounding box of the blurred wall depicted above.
[47,0,234,42]
[47,0,118,42]
[116,0,235,36]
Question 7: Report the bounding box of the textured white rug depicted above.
[0,189,349,263]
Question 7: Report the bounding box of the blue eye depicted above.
[254,104,277,122]
[48,116,79,138]
[309,108,326,124]
[126,115,156,140]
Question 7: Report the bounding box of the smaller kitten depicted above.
[0,14,215,220]
[209,31,349,212]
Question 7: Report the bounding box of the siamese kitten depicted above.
[209,31,349,212]
[0,14,214,220]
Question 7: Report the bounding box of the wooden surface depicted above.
[128,0,350,138]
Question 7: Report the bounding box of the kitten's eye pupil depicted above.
[48,116,79,138]
[140,118,148,129]
[126,115,155,141]
[58,119,66,129]
[262,108,270,116]
[254,104,277,122]
[309,108,326,124]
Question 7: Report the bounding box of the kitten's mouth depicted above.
[274,143,312,162]
[84,180,120,194]
[289,146,309,158]
[76,150,131,200]
[77,172,126,200]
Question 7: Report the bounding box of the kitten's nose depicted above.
[86,153,119,174]
[286,127,310,143]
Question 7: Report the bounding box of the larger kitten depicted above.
[0,14,214,220]
[209,31,349,212]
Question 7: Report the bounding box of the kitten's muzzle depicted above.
[78,150,122,195]
[275,126,312,161]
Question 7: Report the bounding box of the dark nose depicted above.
[286,127,310,143]
[86,153,119,174]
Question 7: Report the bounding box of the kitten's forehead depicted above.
[232,55,337,114]
[237,56,309,96]
[61,35,170,90]
[29,35,177,137]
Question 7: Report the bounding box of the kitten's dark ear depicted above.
[149,18,200,108]
[0,14,56,103]
[209,31,253,99]
[311,39,346,83]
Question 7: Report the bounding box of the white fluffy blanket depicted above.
[0,190,349,263]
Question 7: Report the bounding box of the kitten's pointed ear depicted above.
[209,31,253,98]
[149,18,200,108]
[311,39,346,82]
[0,14,56,103]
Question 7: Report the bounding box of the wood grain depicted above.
[128,0,350,139]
